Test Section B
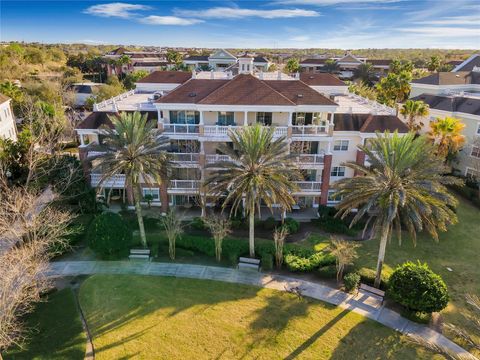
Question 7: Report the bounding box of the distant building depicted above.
[70,82,103,107]
[0,93,17,141]
[103,47,173,76]
[183,49,270,72]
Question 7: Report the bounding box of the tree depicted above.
[427,56,441,72]
[91,112,171,248]
[205,124,301,258]
[389,59,413,74]
[273,226,288,269]
[203,215,231,262]
[166,50,183,66]
[329,238,359,281]
[85,76,125,109]
[0,81,24,114]
[323,59,339,74]
[123,70,149,90]
[348,81,377,100]
[354,63,376,86]
[285,58,300,74]
[334,132,459,288]
[376,71,412,111]
[400,99,429,133]
[438,63,453,72]
[428,116,466,160]
[161,210,183,260]
[268,63,278,72]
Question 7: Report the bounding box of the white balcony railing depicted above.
[291,125,327,136]
[273,126,288,137]
[204,125,240,136]
[170,153,200,163]
[90,173,126,188]
[294,181,322,192]
[205,154,239,165]
[163,124,200,135]
[168,180,200,190]
[292,154,324,165]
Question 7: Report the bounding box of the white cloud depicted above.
[290,35,310,41]
[273,0,400,5]
[141,16,203,26]
[84,3,151,18]
[400,26,480,37]
[415,15,480,26]
[175,7,320,19]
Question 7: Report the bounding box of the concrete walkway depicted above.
[48,261,476,359]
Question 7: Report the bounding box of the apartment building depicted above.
[0,93,17,141]
[76,60,406,219]
[183,49,270,72]
[409,57,480,178]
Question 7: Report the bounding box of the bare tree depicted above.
[203,215,231,262]
[273,226,288,269]
[329,238,359,282]
[0,180,74,354]
[161,210,183,260]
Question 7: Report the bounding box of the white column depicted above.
[200,141,205,153]
[327,141,331,154]
[79,133,85,146]
[288,112,293,126]
[157,109,162,122]
[244,111,248,126]
[199,111,204,125]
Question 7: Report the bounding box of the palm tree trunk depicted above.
[160,179,169,215]
[374,227,389,288]
[249,205,255,258]
[133,186,147,248]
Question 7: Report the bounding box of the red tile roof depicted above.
[299,73,345,86]
[334,113,408,133]
[137,71,192,84]
[300,59,327,65]
[263,80,337,106]
[156,79,228,104]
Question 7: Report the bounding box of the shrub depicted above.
[284,252,335,272]
[284,217,300,234]
[317,265,337,279]
[261,253,273,271]
[344,272,361,292]
[357,267,388,289]
[263,216,277,231]
[190,217,206,230]
[231,219,244,229]
[388,262,449,314]
[87,213,132,259]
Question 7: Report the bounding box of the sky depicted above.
[1,0,479,49]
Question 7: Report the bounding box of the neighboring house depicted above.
[70,82,103,107]
[410,63,480,178]
[0,93,18,141]
[452,54,480,72]
[183,49,270,72]
[103,47,173,76]
[76,65,404,218]
[299,53,392,79]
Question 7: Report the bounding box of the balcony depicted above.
[90,173,126,188]
[204,125,240,138]
[294,181,322,194]
[168,180,200,193]
[291,125,328,138]
[292,154,324,167]
[163,124,200,137]
[170,153,200,167]
[205,154,238,165]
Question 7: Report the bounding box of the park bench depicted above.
[129,248,151,261]
[238,257,260,271]
[359,283,385,303]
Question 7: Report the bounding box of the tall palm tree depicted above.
[334,132,459,288]
[400,100,429,133]
[428,116,466,160]
[205,124,301,257]
[91,111,171,248]
[354,63,376,86]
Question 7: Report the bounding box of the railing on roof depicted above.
[93,90,135,111]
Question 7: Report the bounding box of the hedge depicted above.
[87,212,132,259]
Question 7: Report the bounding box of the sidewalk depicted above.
[48,261,476,359]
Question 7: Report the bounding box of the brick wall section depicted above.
[320,154,332,205]
[354,150,366,176]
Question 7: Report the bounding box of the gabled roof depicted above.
[156,79,228,104]
[0,93,11,105]
[208,49,237,60]
[411,71,480,85]
[136,71,191,84]
[184,55,209,62]
[106,47,129,55]
[334,113,408,133]
[199,74,294,106]
[411,94,480,116]
[337,54,363,64]
[447,60,463,67]
[453,54,480,72]
[263,80,337,106]
[299,73,345,86]
[300,58,327,65]
[366,59,392,66]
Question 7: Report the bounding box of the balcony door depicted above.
[256,112,272,126]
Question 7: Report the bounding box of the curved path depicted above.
[48,261,476,359]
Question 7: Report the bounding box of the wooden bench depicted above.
[238,257,260,271]
[129,248,151,261]
[359,283,385,303]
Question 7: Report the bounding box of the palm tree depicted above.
[324,59,339,74]
[400,100,429,133]
[428,116,466,159]
[354,63,376,85]
[205,124,301,258]
[334,132,459,288]
[91,111,171,248]
[427,56,441,72]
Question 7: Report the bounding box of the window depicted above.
[170,110,199,124]
[471,146,480,158]
[328,190,343,203]
[333,140,349,151]
[142,188,160,201]
[331,166,346,177]
[256,112,272,126]
[466,167,479,179]
[217,112,235,126]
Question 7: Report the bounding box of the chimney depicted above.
[210,70,214,79]
[277,71,282,80]
[259,71,264,80]
[192,71,197,79]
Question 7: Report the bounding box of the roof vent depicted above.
[309,76,314,79]
[456,74,460,77]
[297,94,303,98]
[188,92,197,97]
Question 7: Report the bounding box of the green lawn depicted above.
[353,199,480,356]
[79,274,442,359]
[5,288,86,360]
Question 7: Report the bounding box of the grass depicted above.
[5,288,86,360]
[352,199,480,356]
[79,274,442,359]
